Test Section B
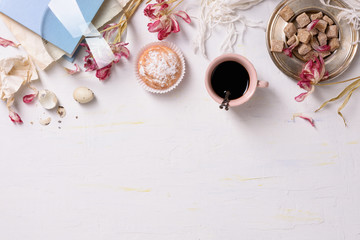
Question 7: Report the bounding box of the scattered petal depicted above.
[283,48,293,57]
[23,93,38,103]
[311,37,331,52]
[9,111,23,123]
[283,35,299,57]
[0,37,20,48]
[314,45,331,52]
[292,113,316,127]
[64,64,81,75]
[306,19,319,31]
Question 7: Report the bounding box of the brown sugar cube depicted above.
[329,38,340,52]
[323,15,334,25]
[303,50,319,61]
[287,35,297,45]
[298,29,311,43]
[279,5,294,22]
[326,25,338,38]
[318,32,328,46]
[319,51,331,58]
[315,19,328,33]
[310,12,323,21]
[309,27,318,36]
[296,12,311,28]
[298,43,312,55]
[270,39,284,52]
[284,22,296,38]
[312,37,320,46]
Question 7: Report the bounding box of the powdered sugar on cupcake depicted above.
[138,45,182,90]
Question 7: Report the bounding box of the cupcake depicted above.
[136,42,185,93]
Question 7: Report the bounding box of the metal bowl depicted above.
[266,0,359,81]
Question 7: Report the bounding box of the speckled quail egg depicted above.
[73,87,94,104]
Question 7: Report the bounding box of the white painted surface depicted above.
[1,1,360,239]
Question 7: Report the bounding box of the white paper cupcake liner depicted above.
[135,41,185,94]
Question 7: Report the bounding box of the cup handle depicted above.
[257,80,269,88]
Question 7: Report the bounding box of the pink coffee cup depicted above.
[205,54,269,107]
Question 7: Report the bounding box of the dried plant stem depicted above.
[315,76,360,126]
[168,0,184,12]
[100,0,145,43]
[145,0,184,13]
[316,75,360,86]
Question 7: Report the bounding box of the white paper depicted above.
[0,56,38,100]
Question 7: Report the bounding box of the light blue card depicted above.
[0,0,104,55]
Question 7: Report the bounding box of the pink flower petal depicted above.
[311,37,331,52]
[313,44,331,52]
[102,23,118,40]
[292,113,316,127]
[306,19,319,31]
[297,79,312,91]
[120,47,130,58]
[147,20,163,32]
[144,4,157,19]
[96,64,112,81]
[295,92,309,102]
[84,58,98,72]
[283,48,293,57]
[64,63,81,75]
[174,10,191,23]
[283,35,299,58]
[158,23,172,40]
[170,16,180,33]
[323,71,329,80]
[0,37,20,48]
[23,93,38,104]
[115,42,130,58]
[80,43,90,50]
[9,111,23,123]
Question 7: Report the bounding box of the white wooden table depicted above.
[1,1,360,239]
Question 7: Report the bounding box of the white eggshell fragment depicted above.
[39,117,51,126]
[73,87,94,104]
[38,90,58,109]
[57,106,66,118]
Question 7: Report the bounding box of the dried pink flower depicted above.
[295,56,327,102]
[81,41,129,80]
[96,64,113,81]
[145,0,191,40]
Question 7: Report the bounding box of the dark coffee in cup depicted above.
[210,60,250,100]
